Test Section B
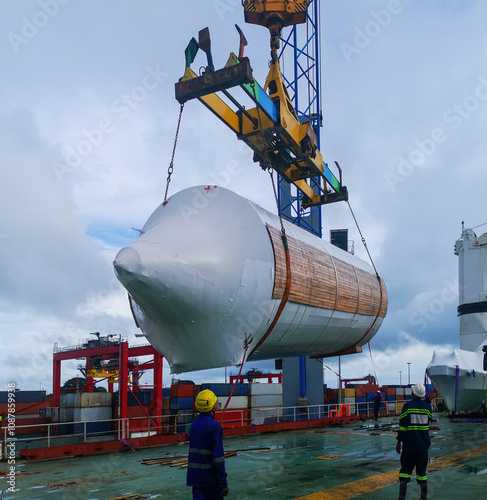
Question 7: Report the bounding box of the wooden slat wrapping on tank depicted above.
[269,226,287,298]
[266,225,387,318]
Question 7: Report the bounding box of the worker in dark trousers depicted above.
[373,390,382,420]
[187,390,229,499]
[396,383,432,500]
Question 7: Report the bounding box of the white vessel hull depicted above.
[427,348,487,413]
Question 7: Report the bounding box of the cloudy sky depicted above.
[1,0,486,394]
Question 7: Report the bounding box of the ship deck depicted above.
[2,414,487,499]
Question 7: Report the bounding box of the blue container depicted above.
[162,387,171,398]
[171,397,194,410]
[0,390,46,404]
[387,395,396,401]
[356,396,366,403]
[201,383,249,397]
[329,397,338,404]
[128,391,151,406]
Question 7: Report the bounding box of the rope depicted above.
[346,200,384,348]
[163,103,185,205]
[128,386,159,430]
[219,343,249,424]
[346,200,379,277]
[269,169,286,237]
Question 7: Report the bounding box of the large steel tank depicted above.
[114,186,387,373]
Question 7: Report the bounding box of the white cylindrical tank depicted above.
[114,186,387,373]
[455,228,487,351]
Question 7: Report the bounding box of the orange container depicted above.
[171,384,195,398]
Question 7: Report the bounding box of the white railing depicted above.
[1,400,406,458]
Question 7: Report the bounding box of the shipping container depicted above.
[59,407,74,422]
[176,411,194,425]
[171,384,194,398]
[74,421,112,434]
[0,390,46,404]
[397,402,404,414]
[249,408,280,425]
[386,402,396,413]
[127,391,151,406]
[60,393,75,407]
[343,397,355,404]
[355,396,366,403]
[359,385,379,394]
[342,388,356,397]
[126,406,151,419]
[356,403,368,414]
[162,387,171,398]
[170,397,194,410]
[396,395,404,401]
[250,383,282,396]
[201,383,249,397]
[367,392,384,402]
[396,387,404,396]
[250,394,282,408]
[404,388,412,395]
[214,396,248,410]
[75,392,113,407]
[73,406,112,422]
[386,388,395,396]
[0,402,50,416]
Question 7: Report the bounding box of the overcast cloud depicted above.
[1,0,486,392]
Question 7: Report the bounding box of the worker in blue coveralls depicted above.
[187,390,229,499]
[396,383,432,500]
[373,390,382,420]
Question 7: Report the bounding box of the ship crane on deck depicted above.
[174,0,347,209]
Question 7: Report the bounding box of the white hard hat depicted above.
[411,383,426,398]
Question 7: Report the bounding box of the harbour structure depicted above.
[2,353,429,462]
[427,225,487,413]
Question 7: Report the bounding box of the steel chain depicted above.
[164,103,185,205]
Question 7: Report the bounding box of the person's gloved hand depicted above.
[396,441,401,454]
[221,486,229,496]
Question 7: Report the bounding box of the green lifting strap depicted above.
[185,37,199,68]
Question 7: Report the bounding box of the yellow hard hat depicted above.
[195,390,218,413]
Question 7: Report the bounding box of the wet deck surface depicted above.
[2,414,487,499]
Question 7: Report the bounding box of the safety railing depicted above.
[1,400,406,458]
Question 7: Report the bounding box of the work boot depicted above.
[398,479,408,500]
[419,480,427,499]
